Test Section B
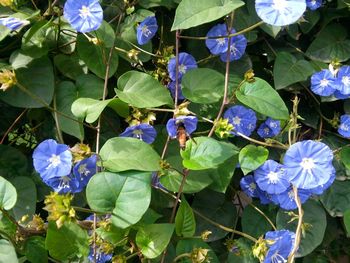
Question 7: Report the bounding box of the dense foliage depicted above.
[1,0,350,262]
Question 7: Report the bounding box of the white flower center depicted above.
[271,251,287,263]
[230,43,238,56]
[320,78,329,87]
[233,116,241,125]
[47,154,61,169]
[249,182,256,192]
[311,0,317,5]
[342,76,350,86]
[79,5,92,19]
[132,129,143,140]
[269,121,278,128]
[300,158,315,170]
[288,190,295,200]
[58,176,71,190]
[264,127,270,135]
[272,0,288,12]
[78,164,91,177]
[340,123,349,131]
[216,38,226,46]
[267,171,279,184]
[141,25,152,37]
[179,64,187,74]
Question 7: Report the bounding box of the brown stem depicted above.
[0,109,27,144]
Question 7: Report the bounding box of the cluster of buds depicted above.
[0,69,16,92]
[252,236,269,262]
[214,118,234,139]
[0,0,13,7]
[44,192,75,228]
[126,107,156,126]
[152,46,174,83]
[70,143,92,163]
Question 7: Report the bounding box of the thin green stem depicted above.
[53,94,64,143]
[237,132,288,150]
[173,253,192,262]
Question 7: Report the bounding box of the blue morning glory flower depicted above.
[257,118,281,138]
[205,24,229,55]
[334,90,350,100]
[264,230,295,263]
[335,66,350,96]
[223,105,257,137]
[255,0,306,26]
[63,0,103,33]
[310,69,337,96]
[137,16,158,45]
[240,175,260,198]
[219,30,247,62]
[119,123,157,144]
[166,116,198,138]
[168,81,185,100]
[270,186,311,210]
[167,52,197,81]
[33,139,72,182]
[306,0,322,10]
[0,17,29,31]
[283,140,335,189]
[254,160,290,194]
[43,173,82,194]
[88,247,112,263]
[306,171,335,195]
[73,155,97,187]
[338,114,350,138]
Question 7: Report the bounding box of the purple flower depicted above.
[283,140,335,189]
[336,66,350,96]
[306,0,322,10]
[43,173,82,194]
[88,247,112,263]
[73,155,98,187]
[0,17,29,31]
[223,105,257,137]
[338,114,350,138]
[255,0,306,26]
[168,81,185,100]
[64,0,103,33]
[264,230,295,263]
[166,116,198,138]
[33,139,72,181]
[310,69,337,96]
[137,16,158,45]
[240,175,260,198]
[257,118,281,138]
[167,52,197,81]
[270,186,311,210]
[119,124,157,144]
[254,160,290,194]
[205,24,229,55]
[219,29,247,62]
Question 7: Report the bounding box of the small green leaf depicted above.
[208,156,238,193]
[100,137,160,172]
[340,146,350,170]
[0,239,18,263]
[25,236,48,263]
[116,71,173,108]
[45,221,89,261]
[236,77,289,120]
[175,195,196,237]
[180,137,239,170]
[71,98,113,123]
[306,24,350,63]
[10,176,36,221]
[171,0,245,30]
[0,176,17,210]
[239,145,268,175]
[274,52,315,90]
[96,224,129,246]
[276,199,326,257]
[176,238,220,263]
[321,180,350,216]
[182,68,225,104]
[136,224,175,258]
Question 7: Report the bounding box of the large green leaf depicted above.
[274,52,315,90]
[236,78,289,120]
[276,200,326,257]
[53,54,87,80]
[0,239,18,263]
[180,137,239,170]
[340,146,350,170]
[171,0,245,30]
[25,236,48,263]
[136,224,174,258]
[0,57,54,108]
[320,180,350,216]
[175,195,196,237]
[208,156,237,193]
[0,176,17,210]
[10,177,36,221]
[45,221,89,261]
[192,189,236,241]
[239,145,268,175]
[100,137,160,172]
[116,71,173,108]
[0,145,27,178]
[306,24,350,63]
[77,34,119,79]
[181,68,225,104]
